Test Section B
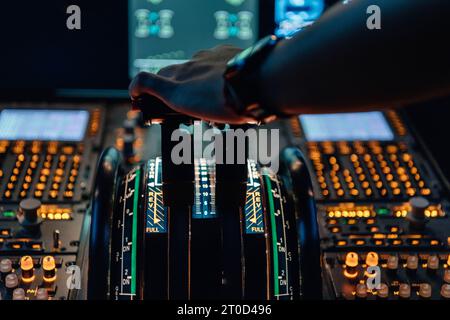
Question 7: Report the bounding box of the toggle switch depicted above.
[53,230,61,251]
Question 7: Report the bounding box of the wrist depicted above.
[223,35,285,124]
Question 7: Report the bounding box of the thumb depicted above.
[129,71,175,104]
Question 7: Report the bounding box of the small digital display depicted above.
[0,109,89,141]
[299,112,394,141]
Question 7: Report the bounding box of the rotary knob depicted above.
[17,198,42,236]
[407,196,429,229]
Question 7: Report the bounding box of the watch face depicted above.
[228,35,277,69]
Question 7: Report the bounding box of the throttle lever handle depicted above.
[131,94,195,125]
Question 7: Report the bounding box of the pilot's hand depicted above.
[129,45,254,124]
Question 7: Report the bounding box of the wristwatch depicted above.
[224,35,282,124]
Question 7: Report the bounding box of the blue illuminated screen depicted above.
[129,0,259,76]
[0,109,89,141]
[275,0,325,36]
[299,112,394,141]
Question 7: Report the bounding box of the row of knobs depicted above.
[344,252,450,299]
[353,282,447,299]
[0,256,57,300]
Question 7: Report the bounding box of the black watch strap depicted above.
[224,35,283,124]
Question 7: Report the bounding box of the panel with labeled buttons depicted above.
[0,255,76,300]
[324,251,450,300]
[288,110,450,299]
[0,105,105,300]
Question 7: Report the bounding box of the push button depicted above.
[20,255,35,283]
[419,283,432,299]
[406,255,419,271]
[5,273,19,290]
[344,252,359,279]
[427,255,439,272]
[387,255,398,271]
[365,252,379,267]
[43,256,57,282]
[399,283,411,299]
[441,284,450,299]
[377,283,389,299]
[0,258,12,276]
[12,288,26,300]
[355,283,368,299]
[36,288,49,300]
[443,269,450,284]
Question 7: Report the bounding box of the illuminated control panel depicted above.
[0,255,76,300]
[129,0,259,76]
[0,108,102,203]
[289,110,450,300]
[306,141,434,200]
[325,251,450,300]
[0,106,105,300]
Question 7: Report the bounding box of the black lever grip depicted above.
[131,94,194,124]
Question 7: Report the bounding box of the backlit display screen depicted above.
[299,112,394,141]
[0,109,89,141]
[129,0,259,76]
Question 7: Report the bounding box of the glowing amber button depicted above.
[331,227,340,233]
[20,255,35,282]
[366,252,379,267]
[345,252,359,268]
[43,256,57,282]
[21,255,33,271]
